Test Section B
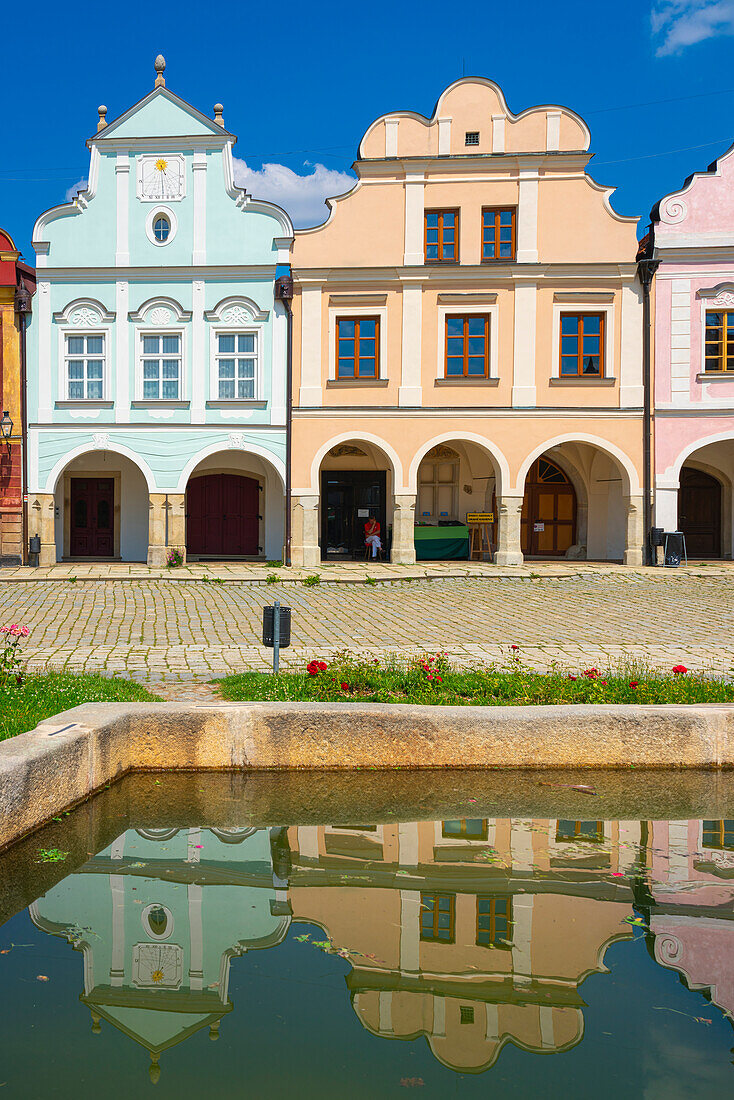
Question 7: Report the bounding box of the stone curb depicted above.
[2,700,734,850]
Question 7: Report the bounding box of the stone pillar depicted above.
[624,494,644,566]
[494,496,524,565]
[147,493,186,566]
[29,493,56,565]
[391,494,416,564]
[291,494,320,568]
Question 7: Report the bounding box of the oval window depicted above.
[153,214,170,243]
[146,904,170,938]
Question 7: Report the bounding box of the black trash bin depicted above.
[664,531,685,567]
[28,535,41,568]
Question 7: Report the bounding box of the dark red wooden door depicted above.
[679,467,722,557]
[187,474,259,556]
[70,478,114,557]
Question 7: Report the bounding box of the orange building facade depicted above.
[289,78,645,567]
[0,229,33,564]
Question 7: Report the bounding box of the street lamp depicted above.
[0,411,13,445]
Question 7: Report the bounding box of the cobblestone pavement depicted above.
[0,571,732,698]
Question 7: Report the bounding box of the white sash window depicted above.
[65,333,105,400]
[215,331,257,399]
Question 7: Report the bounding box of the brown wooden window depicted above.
[482,207,516,261]
[556,820,604,842]
[705,312,734,371]
[476,896,512,948]
[702,820,734,849]
[420,892,455,942]
[336,317,379,379]
[425,209,459,263]
[445,315,489,378]
[442,819,488,840]
[560,313,604,376]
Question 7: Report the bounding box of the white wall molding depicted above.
[115,153,130,266]
[516,170,539,264]
[403,173,425,266]
[115,281,129,422]
[399,282,423,406]
[191,280,206,424]
[437,117,451,155]
[385,118,399,157]
[619,283,643,407]
[512,281,537,406]
[546,110,561,152]
[299,284,323,405]
[491,114,505,153]
[192,151,207,266]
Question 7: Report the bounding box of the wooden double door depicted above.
[187,473,260,557]
[678,467,722,558]
[521,458,577,557]
[70,478,115,557]
[321,470,386,559]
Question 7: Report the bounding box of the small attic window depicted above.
[153,214,171,243]
[465,131,480,147]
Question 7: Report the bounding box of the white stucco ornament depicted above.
[222,306,251,326]
[92,432,110,450]
[70,307,101,326]
[659,196,688,225]
[150,307,173,325]
[228,432,246,448]
[710,293,734,307]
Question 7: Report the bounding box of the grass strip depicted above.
[219,652,734,707]
[0,672,161,741]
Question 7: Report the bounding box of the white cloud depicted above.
[652,0,734,55]
[65,178,87,201]
[232,159,355,228]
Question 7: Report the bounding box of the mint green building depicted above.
[28,58,292,564]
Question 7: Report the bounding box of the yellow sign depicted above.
[467,512,494,523]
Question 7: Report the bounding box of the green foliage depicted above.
[36,848,69,863]
[266,560,283,567]
[266,573,280,584]
[303,574,321,586]
[0,673,161,741]
[364,577,377,586]
[219,651,734,708]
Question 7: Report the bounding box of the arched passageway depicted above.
[521,458,577,557]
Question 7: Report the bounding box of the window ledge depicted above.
[55,400,114,408]
[326,379,390,387]
[435,377,499,386]
[549,376,616,386]
[206,399,268,408]
[697,372,734,382]
[131,400,190,408]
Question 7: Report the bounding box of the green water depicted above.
[0,771,732,1097]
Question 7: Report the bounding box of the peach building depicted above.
[289,817,639,1071]
[649,145,734,558]
[289,78,645,566]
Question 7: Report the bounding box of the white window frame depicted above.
[136,327,185,401]
[328,304,388,381]
[58,326,110,401]
[551,302,615,379]
[209,325,262,402]
[435,302,498,380]
[145,205,178,247]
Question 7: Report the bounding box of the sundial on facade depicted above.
[138,155,184,201]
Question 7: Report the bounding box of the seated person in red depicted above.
[364,516,382,559]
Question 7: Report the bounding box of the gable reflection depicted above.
[28,816,734,1079]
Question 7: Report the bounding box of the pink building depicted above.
[650,147,734,558]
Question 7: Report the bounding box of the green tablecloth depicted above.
[414,524,470,560]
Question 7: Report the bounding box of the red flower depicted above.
[600,680,607,685]
[568,675,577,681]
[511,645,519,651]
[583,668,599,679]
[629,681,638,689]
[673,665,688,675]
[436,676,443,683]
[427,674,434,681]
[340,683,349,691]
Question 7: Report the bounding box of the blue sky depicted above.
[4,0,734,259]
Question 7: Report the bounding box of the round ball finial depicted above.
[154,55,166,88]
[97,105,108,132]
[213,103,225,127]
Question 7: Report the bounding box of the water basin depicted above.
[0,769,733,1097]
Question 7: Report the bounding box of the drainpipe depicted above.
[638,240,659,565]
[14,277,32,565]
[274,274,294,567]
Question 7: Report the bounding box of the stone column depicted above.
[494,496,524,565]
[147,493,186,566]
[391,494,417,564]
[29,493,56,565]
[291,494,320,568]
[624,495,644,566]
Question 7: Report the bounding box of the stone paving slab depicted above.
[0,573,731,698]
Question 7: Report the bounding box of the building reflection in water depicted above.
[29,817,734,1079]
